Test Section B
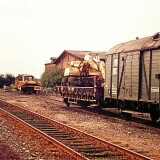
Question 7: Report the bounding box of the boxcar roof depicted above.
[107,32,160,55]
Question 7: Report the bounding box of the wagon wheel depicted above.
[118,101,125,115]
[33,90,37,95]
[80,105,87,108]
[80,101,88,108]
[18,85,22,92]
[118,102,132,121]
[63,98,70,107]
[122,112,132,121]
[94,105,102,114]
[68,77,75,86]
[94,100,102,114]
[61,77,68,86]
[150,106,159,122]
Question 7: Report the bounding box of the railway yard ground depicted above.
[0,89,160,159]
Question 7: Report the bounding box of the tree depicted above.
[4,74,15,86]
[40,66,64,88]
[0,74,4,88]
[0,73,15,88]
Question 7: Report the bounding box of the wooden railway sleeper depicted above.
[44,131,71,136]
[48,134,71,138]
[47,133,72,137]
[69,143,93,147]
[59,137,78,141]
[32,125,57,129]
[0,102,152,160]
[75,147,106,154]
[31,124,56,127]
[44,131,67,134]
[85,152,127,159]
[76,148,106,153]
[37,128,60,132]
[63,139,89,143]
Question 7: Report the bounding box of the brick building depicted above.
[44,50,106,70]
[44,57,57,70]
[52,50,106,69]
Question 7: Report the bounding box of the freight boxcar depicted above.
[104,32,160,122]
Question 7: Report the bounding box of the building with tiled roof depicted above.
[53,50,106,69]
[44,57,57,70]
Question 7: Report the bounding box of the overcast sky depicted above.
[0,0,160,78]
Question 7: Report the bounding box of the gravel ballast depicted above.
[0,90,160,159]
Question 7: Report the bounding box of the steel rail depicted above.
[0,102,89,160]
[0,99,152,160]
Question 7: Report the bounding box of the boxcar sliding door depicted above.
[105,54,118,99]
[118,52,139,101]
[140,51,151,101]
[104,54,112,99]
[150,50,160,102]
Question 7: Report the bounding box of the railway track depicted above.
[0,99,151,160]
[37,95,160,129]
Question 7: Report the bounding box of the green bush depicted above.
[40,66,64,88]
[4,74,15,86]
[0,73,15,88]
[0,74,4,88]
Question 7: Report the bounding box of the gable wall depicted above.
[56,53,81,69]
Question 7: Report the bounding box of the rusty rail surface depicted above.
[0,99,152,160]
